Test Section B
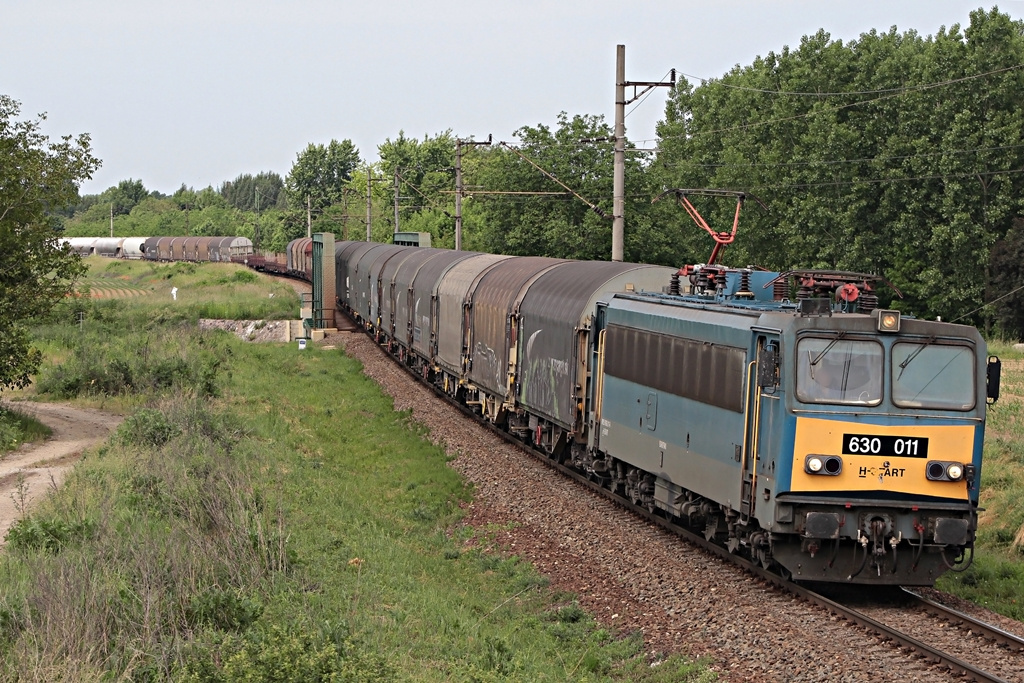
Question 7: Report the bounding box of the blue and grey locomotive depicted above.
[589,266,998,584]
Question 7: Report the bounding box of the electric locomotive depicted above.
[588,266,999,584]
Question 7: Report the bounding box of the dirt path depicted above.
[0,402,122,543]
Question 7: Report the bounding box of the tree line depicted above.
[45,7,1024,338]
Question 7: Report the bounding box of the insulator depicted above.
[773,279,788,301]
[859,293,878,313]
[670,273,681,295]
[695,272,711,295]
[737,270,754,299]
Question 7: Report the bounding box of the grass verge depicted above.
[935,342,1024,619]
[0,264,713,681]
[0,406,52,453]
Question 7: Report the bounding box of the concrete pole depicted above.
[455,140,463,251]
[366,168,372,241]
[394,170,400,234]
[612,44,626,262]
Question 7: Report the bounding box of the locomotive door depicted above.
[741,332,781,519]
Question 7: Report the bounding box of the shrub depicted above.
[229,270,257,284]
[185,588,263,631]
[5,516,96,552]
[36,329,223,399]
[0,412,19,452]
[116,408,179,448]
[0,603,24,646]
[177,624,393,682]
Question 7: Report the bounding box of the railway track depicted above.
[540,449,1021,681]
[899,589,1024,654]
[426,357,1024,681]
[520,433,1023,682]
[337,323,1024,681]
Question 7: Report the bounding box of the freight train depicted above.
[74,232,1001,585]
[62,236,254,261]
[330,239,1000,586]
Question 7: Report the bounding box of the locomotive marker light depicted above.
[876,309,901,333]
[925,460,966,481]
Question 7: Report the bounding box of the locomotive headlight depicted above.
[876,309,901,333]
[804,455,842,475]
[946,463,964,481]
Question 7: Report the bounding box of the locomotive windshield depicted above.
[892,341,976,410]
[796,337,883,405]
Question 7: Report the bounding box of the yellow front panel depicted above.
[791,416,974,499]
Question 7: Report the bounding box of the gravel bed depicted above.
[855,602,1024,682]
[326,330,1021,682]
[199,318,291,342]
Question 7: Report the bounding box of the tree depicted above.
[471,112,673,264]
[988,217,1024,340]
[0,95,100,390]
[220,171,284,212]
[653,9,1024,321]
[100,178,148,216]
[284,139,360,213]
[377,131,456,243]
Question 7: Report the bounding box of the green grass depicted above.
[0,405,52,453]
[66,256,300,321]
[0,268,713,680]
[935,341,1024,619]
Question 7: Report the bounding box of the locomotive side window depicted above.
[796,337,882,406]
[892,342,976,410]
[604,324,745,412]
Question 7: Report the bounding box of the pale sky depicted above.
[3,1,1021,196]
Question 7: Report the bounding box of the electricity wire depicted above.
[660,64,1024,143]
[677,63,1024,97]
[625,69,675,119]
[951,282,1024,324]
[653,143,1024,170]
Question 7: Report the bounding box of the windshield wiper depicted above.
[897,335,936,380]
[810,331,846,367]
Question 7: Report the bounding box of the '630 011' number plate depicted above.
[842,434,929,458]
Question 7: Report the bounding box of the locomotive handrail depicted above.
[740,361,757,514]
[592,329,608,450]
[749,384,763,517]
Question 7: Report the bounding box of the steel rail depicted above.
[902,589,1024,652]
